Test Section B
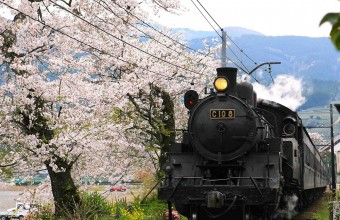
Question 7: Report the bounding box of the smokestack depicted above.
[216,67,237,96]
[237,82,254,106]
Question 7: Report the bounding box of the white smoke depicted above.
[252,75,306,111]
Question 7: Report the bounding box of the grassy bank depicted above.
[294,192,331,220]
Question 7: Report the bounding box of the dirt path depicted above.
[0,191,22,210]
[0,184,143,212]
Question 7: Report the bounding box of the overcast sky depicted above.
[152,0,340,37]
[1,0,338,37]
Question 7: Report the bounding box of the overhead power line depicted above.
[111,1,213,59]
[1,1,252,88]
[0,1,207,86]
[196,0,222,31]
[94,0,214,69]
[113,0,250,75]
[0,2,154,75]
[189,0,221,38]
[191,0,279,83]
[189,0,251,74]
[196,0,259,67]
[225,34,258,65]
[48,0,204,76]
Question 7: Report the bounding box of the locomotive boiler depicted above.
[158,67,328,220]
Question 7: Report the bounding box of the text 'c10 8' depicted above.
[210,109,235,119]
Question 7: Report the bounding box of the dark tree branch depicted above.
[59,0,73,7]
[69,153,82,167]
[152,0,171,12]
[42,0,53,16]
[0,161,17,168]
[28,44,47,54]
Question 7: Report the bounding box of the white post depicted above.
[221,30,227,67]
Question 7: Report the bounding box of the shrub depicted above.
[142,200,167,220]
[27,190,186,219]
[60,191,113,220]
[113,198,144,220]
[24,203,54,220]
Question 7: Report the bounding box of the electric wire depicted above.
[192,0,275,83]
[227,33,274,81]
[228,46,250,73]
[225,34,257,65]
[112,0,214,57]
[189,0,252,80]
[195,0,258,67]
[189,0,221,38]
[60,0,247,79]
[1,1,248,89]
[0,2,155,76]
[94,0,214,69]
[0,1,207,87]
[225,31,274,80]
[48,0,204,76]
[196,0,222,31]
[112,0,249,74]
[189,0,251,74]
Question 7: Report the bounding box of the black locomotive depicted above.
[158,67,328,220]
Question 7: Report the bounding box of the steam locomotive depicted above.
[158,67,328,220]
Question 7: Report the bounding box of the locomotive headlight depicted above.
[214,77,228,92]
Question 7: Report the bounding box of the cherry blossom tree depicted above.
[0,0,217,216]
[308,131,333,170]
[309,132,328,147]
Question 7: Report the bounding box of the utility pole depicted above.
[331,104,336,194]
[221,29,227,67]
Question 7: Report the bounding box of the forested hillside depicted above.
[179,27,340,109]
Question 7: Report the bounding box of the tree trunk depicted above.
[45,159,80,217]
[158,88,175,176]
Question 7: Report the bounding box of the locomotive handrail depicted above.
[250,176,264,198]
[165,176,273,187]
[202,178,231,182]
[168,177,184,200]
[168,176,272,180]
[140,178,164,204]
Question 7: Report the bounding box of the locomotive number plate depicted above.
[210,109,235,119]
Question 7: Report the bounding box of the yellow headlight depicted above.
[214,77,228,92]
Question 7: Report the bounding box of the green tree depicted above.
[320,11,340,50]
[127,84,175,177]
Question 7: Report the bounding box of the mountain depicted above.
[174,26,263,41]
[189,35,340,81]
[182,27,340,109]
[184,29,340,81]
[225,35,340,81]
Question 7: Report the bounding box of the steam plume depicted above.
[252,75,306,111]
